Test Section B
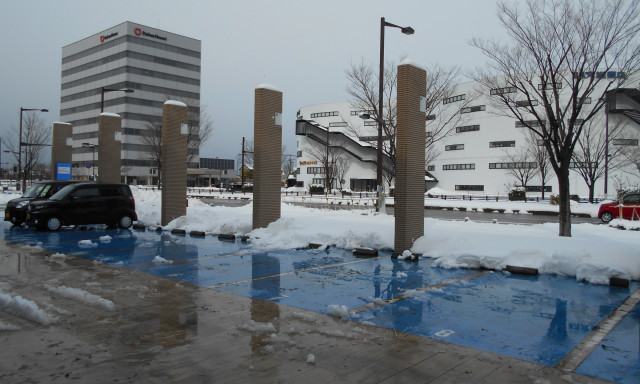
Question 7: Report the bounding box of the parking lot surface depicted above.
[1,222,638,383]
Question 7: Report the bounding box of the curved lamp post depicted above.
[376,17,413,211]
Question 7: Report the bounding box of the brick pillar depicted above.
[394,62,426,255]
[253,85,283,230]
[51,123,72,180]
[98,113,122,183]
[161,101,188,226]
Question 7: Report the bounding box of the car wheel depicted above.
[117,214,133,229]
[46,216,62,231]
[600,211,614,223]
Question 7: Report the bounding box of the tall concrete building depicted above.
[60,21,201,184]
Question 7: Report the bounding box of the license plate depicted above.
[26,213,30,220]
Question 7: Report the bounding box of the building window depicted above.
[427,165,435,171]
[455,185,484,191]
[456,124,480,133]
[460,105,486,114]
[312,178,326,186]
[516,100,538,107]
[310,111,338,118]
[538,81,562,90]
[613,139,639,146]
[489,162,537,169]
[490,86,517,95]
[525,186,552,192]
[359,135,389,141]
[329,122,348,127]
[443,163,475,170]
[515,119,545,128]
[445,144,464,151]
[297,151,302,157]
[426,114,436,120]
[490,140,516,148]
[426,131,433,138]
[443,94,466,104]
[307,167,325,174]
[350,110,375,116]
[364,121,377,126]
[570,161,596,169]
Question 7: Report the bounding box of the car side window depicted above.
[71,187,100,198]
[38,185,53,198]
[101,187,122,197]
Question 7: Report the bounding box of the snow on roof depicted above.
[164,100,187,107]
[100,112,121,118]
[53,122,72,125]
[399,58,422,68]
[257,83,282,92]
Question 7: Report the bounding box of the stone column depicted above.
[98,113,122,183]
[161,101,188,226]
[51,123,73,180]
[253,85,283,230]
[394,61,426,255]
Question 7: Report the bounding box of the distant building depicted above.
[60,21,201,185]
[295,74,640,196]
[193,158,236,187]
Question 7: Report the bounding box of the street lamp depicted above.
[18,107,48,191]
[82,142,97,181]
[101,87,134,113]
[375,17,414,211]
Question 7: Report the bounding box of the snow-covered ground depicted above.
[1,187,638,286]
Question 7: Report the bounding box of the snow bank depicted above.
[0,291,57,325]
[43,284,115,311]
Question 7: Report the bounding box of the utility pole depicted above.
[242,137,245,187]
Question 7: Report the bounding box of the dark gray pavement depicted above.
[0,239,612,383]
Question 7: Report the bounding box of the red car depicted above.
[598,192,640,223]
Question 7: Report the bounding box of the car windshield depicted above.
[49,184,77,201]
[21,184,46,198]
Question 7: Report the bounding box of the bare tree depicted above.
[571,115,630,202]
[346,59,471,186]
[527,131,553,199]
[305,129,353,193]
[3,112,51,187]
[471,0,640,237]
[141,97,214,185]
[501,147,538,191]
[335,153,353,191]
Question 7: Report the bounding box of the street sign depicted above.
[86,162,92,169]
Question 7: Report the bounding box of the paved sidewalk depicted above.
[0,241,611,383]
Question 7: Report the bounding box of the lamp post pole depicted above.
[18,107,48,191]
[377,17,414,212]
[101,87,134,113]
[604,99,609,196]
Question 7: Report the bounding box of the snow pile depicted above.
[78,240,97,248]
[0,291,57,325]
[152,255,173,264]
[99,235,112,243]
[0,320,20,331]
[43,284,115,311]
[327,304,354,319]
[306,354,316,364]
[237,320,277,333]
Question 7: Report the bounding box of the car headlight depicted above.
[16,201,29,209]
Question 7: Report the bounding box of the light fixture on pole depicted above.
[82,142,97,181]
[375,17,413,212]
[101,87,134,113]
[18,107,48,191]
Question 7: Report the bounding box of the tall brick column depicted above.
[98,113,122,183]
[161,101,188,226]
[253,85,283,230]
[50,123,72,179]
[394,61,426,255]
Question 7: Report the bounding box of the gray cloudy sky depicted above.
[0,0,506,164]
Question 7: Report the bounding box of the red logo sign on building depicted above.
[134,28,142,36]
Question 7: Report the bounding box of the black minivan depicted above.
[4,180,83,225]
[26,183,137,231]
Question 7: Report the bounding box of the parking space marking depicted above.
[556,289,640,372]
[351,270,492,314]
[208,256,383,289]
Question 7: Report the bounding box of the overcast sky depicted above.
[0,0,508,166]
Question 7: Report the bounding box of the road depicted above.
[198,197,603,225]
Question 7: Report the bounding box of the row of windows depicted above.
[490,140,516,148]
[61,81,200,104]
[358,135,390,141]
[66,111,188,128]
[456,124,480,133]
[538,81,562,90]
[490,86,517,95]
[72,159,198,169]
[445,144,464,151]
[350,110,374,116]
[443,94,465,104]
[62,96,190,116]
[456,185,484,191]
[364,121,377,126]
[515,119,545,128]
[443,164,475,170]
[489,162,537,169]
[61,65,200,90]
[200,158,234,170]
[62,49,200,78]
[329,122,348,127]
[310,111,338,118]
[62,35,200,65]
[307,167,325,174]
[461,105,486,114]
[613,139,639,146]
[516,100,538,107]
